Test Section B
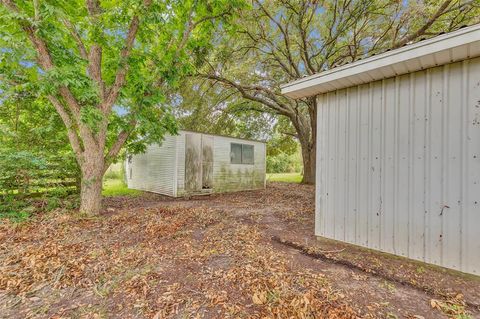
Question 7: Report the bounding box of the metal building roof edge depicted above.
[281,23,480,99]
[179,129,267,144]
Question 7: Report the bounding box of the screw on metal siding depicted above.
[439,205,450,216]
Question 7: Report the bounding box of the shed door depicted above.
[185,133,202,192]
[202,135,213,189]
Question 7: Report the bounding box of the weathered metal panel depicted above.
[176,131,186,195]
[185,133,202,192]
[357,85,370,246]
[346,87,358,244]
[316,57,480,275]
[126,135,177,196]
[211,135,266,192]
[465,59,480,274]
[127,131,265,197]
[202,135,214,189]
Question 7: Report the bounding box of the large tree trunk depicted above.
[292,97,317,185]
[300,141,316,184]
[79,150,104,215]
[80,176,103,215]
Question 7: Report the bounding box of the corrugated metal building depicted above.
[125,130,266,197]
[281,24,480,275]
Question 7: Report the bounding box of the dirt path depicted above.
[1,183,479,318]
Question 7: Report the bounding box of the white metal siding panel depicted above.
[176,131,186,195]
[465,59,480,274]
[127,152,148,190]
[316,57,480,275]
[127,135,177,196]
[211,136,266,192]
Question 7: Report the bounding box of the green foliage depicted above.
[0,151,46,193]
[0,195,34,222]
[80,106,105,133]
[0,0,246,165]
[266,118,299,157]
[200,0,480,184]
[104,169,121,180]
[102,178,141,197]
[266,152,302,174]
[171,78,304,158]
[0,193,80,222]
[0,150,79,195]
[171,78,274,141]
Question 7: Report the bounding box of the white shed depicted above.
[125,130,266,197]
[281,24,480,275]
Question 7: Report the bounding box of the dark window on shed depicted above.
[231,143,242,164]
[230,143,254,164]
[242,144,254,164]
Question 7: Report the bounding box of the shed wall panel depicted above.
[176,131,186,195]
[126,135,177,196]
[211,135,266,192]
[316,57,480,275]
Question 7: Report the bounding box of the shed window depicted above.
[230,143,254,164]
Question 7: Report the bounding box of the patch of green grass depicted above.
[266,173,302,184]
[0,195,34,222]
[102,178,141,197]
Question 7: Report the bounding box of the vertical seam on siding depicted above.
[394,77,400,254]
[367,82,373,248]
[335,92,340,239]
[345,89,350,242]
[460,60,468,272]
[441,64,449,266]
[355,87,360,243]
[380,79,385,250]
[173,136,179,197]
[325,94,331,237]
[326,94,329,237]
[425,68,432,263]
[408,72,415,259]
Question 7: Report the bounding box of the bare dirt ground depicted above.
[1,182,479,319]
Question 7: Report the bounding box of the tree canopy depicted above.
[200,0,480,184]
[0,0,243,214]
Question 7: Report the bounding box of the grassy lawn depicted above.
[267,172,302,183]
[102,178,141,197]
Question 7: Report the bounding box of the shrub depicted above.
[0,151,47,194]
[0,195,34,222]
[266,152,302,173]
[0,150,80,221]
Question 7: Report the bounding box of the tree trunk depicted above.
[302,97,317,185]
[79,151,104,215]
[80,176,103,215]
[292,97,317,185]
[300,141,316,184]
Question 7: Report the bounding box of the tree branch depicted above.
[47,95,84,160]
[103,0,152,113]
[104,119,137,171]
[63,19,88,59]
[202,73,294,117]
[85,0,105,100]
[393,0,453,48]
